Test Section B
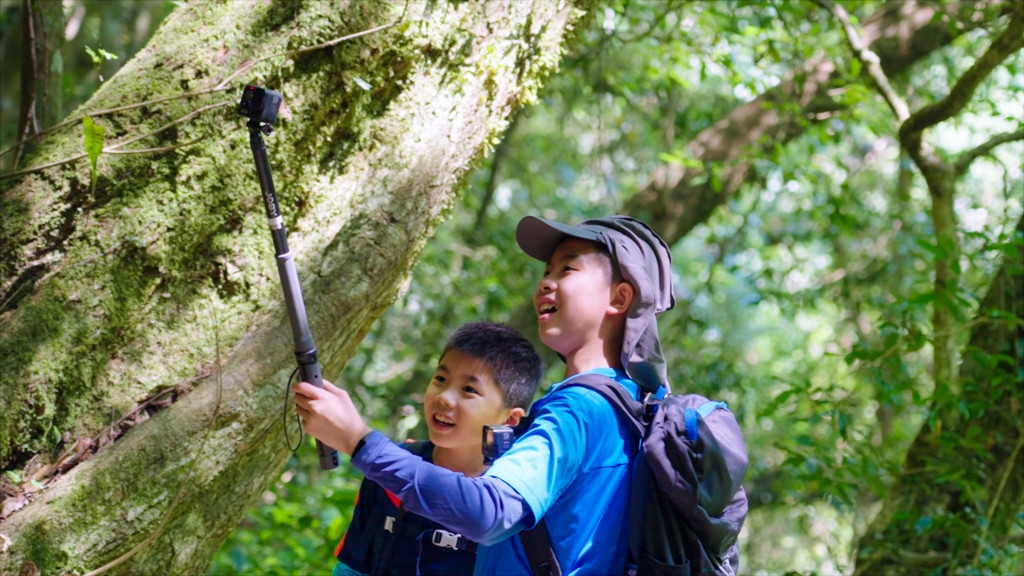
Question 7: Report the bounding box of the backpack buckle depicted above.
[431,529,461,549]
[642,400,659,424]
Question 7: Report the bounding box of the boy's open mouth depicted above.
[433,414,455,428]
[538,303,557,317]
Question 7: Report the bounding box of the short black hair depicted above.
[441,321,543,410]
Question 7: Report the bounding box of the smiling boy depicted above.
[295,215,675,575]
[332,321,542,576]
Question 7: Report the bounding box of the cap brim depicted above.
[516,216,604,262]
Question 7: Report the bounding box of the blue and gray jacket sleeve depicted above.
[350,431,531,545]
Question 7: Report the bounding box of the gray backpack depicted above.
[520,373,749,576]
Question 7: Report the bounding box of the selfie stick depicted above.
[240,85,340,470]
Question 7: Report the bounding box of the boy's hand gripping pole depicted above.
[246,119,340,470]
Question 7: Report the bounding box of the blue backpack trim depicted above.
[685,401,730,442]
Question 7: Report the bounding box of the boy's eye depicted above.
[462,385,479,395]
[433,374,446,384]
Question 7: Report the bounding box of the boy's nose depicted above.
[435,390,456,407]
[536,277,555,293]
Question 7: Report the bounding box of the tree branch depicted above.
[103,101,233,152]
[897,548,950,567]
[954,128,1024,176]
[901,8,1024,137]
[971,431,1024,567]
[0,20,397,168]
[101,134,209,156]
[0,86,231,160]
[0,102,231,182]
[818,0,909,122]
[14,0,41,171]
[215,21,398,90]
[473,109,520,233]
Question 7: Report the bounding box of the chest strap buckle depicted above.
[431,529,461,549]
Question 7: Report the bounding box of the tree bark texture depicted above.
[0,1,588,574]
[854,213,1023,574]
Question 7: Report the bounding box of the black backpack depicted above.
[520,373,749,576]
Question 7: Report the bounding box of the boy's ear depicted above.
[504,407,526,427]
[607,281,634,316]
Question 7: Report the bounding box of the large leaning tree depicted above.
[0,1,589,574]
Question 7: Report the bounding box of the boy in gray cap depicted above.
[294,214,675,575]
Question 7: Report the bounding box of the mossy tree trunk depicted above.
[0,1,588,574]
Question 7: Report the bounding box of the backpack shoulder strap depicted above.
[373,439,433,573]
[697,400,729,419]
[559,372,646,438]
[520,518,562,576]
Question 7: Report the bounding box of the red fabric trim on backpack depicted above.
[334,534,345,558]
[384,489,402,509]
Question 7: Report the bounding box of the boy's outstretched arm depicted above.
[351,430,533,545]
[292,380,371,456]
[293,380,535,545]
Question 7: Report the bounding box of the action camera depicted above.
[482,425,516,465]
[238,85,282,125]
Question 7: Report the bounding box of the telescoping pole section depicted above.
[243,90,340,470]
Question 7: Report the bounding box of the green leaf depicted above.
[763,387,797,414]
[84,45,101,66]
[905,328,927,352]
[915,237,948,259]
[84,45,118,65]
[849,57,862,78]
[83,116,105,189]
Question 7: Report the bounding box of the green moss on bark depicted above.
[1,1,589,573]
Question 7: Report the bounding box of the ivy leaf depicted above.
[83,115,105,190]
